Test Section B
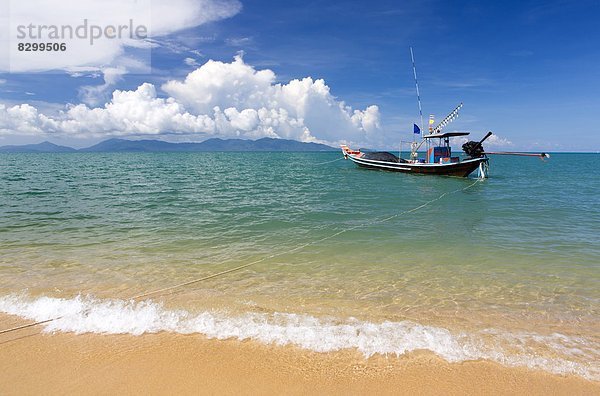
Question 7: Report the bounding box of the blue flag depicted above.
[413,124,421,134]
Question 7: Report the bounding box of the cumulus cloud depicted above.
[161,55,380,144]
[0,56,382,146]
[0,104,45,136]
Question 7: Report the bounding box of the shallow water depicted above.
[0,152,598,379]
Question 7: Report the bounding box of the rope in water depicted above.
[132,178,482,300]
[311,157,344,166]
[0,178,483,336]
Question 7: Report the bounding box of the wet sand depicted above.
[0,316,598,396]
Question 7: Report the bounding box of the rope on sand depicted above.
[0,178,483,335]
[0,318,58,335]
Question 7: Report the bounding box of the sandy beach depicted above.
[1,154,599,394]
[0,315,597,396]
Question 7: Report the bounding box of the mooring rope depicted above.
[134,178,482,299]
[311,157,344,166]
[0,178,482,336]
[0,318,58,336]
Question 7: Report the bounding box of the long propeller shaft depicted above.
[486,151,550,158]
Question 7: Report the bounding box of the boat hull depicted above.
[346,154,488,177]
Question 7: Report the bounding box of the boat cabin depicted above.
[422,132,469,164]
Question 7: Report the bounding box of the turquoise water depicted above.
[0,152,598,378]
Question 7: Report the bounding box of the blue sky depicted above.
[1,0,599,151]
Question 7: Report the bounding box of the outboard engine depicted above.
[462,141,485,158]
[462,131,492,158]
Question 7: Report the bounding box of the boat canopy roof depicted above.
[423,132,470,139]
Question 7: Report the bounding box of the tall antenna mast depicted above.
[410,47,424,139]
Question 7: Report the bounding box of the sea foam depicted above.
[0,293,597,381]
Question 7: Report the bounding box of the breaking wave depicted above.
[0,293,597,381]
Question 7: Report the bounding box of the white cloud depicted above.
[0,104,44,135]
[162,55,276,114]
[0,56,382,146]
[2,0,242,105]
[225,37,253,47]
[452,133,513,150]
[485,134,512,148]
[3,0,241,73]
[161,55,380,144]
[0,79,6,85]
[184,57,200,67]
[78,66,127,106]
[190,49,206,57]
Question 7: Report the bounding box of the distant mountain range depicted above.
[0,141,77,153]
[0,138,336,153]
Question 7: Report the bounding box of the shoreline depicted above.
[0,325,598,395]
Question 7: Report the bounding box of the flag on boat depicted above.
[413,124,421,134]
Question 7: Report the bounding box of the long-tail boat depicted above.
[341,121,492,178]
[341,48,548,178]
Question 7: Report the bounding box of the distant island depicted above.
[0,141,78,153]
[0,138,336,153]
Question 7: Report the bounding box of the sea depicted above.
[0,152,598,380]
